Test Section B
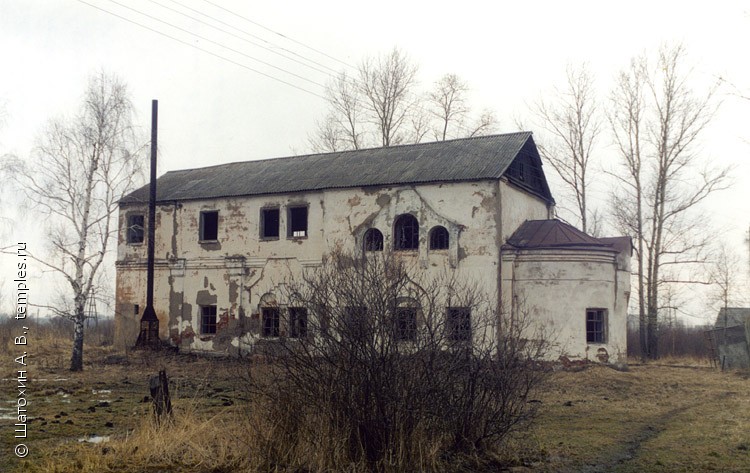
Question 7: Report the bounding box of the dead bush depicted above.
[245,251,548,470]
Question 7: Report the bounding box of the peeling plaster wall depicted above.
[501,248,630,364]
[114,177,625,361]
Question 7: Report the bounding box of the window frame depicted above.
[200,305,218,335]
[394,307,417,341]
[260,207,281,240]
[429,226,449,250]
[289,307,308,338]
[394,214,419,251]
[447,307,471,342]
[586,308,607,343]
[199,210,219,242]
[363,228,384,252]
[126,214,145,245]
[262,307,280,337]
[287,204,309,239]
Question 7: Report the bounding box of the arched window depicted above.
[429,226,449,250]
[363,228,384,252]
[394,214,419,250]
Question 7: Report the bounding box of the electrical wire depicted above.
[200,0,356,72]
[76,0,327,99]
[105,0,327,90]
[153,0,341,76]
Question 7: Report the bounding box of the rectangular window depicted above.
[201,305,217,334]
[287,205,308,238]
[262,307,280,337]
[395,307,417,341]
[200,210,219,241]
[344,306,368,336]
[289,307,308,338]
[260,208,280,239]
[447,307,471,342]
[586,309,607,343]
[127,214,145,244]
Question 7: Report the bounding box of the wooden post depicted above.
[149,369,172,423]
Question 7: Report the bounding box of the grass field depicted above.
[1,328,749,472]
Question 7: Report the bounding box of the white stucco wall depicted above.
[501,248,630,364]
[116,179,552,353]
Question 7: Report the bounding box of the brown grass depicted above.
[1,326,748,472]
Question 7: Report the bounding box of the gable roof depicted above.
[504,219,613,250]
[120,132,554,205]
[714,307,750,328]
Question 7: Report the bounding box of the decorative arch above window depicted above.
[363,228,384,252]
[394,214,419,250]
[429,226,449,250]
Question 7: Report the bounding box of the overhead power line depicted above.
[200,0,356,72]
[155,0,342,76]
[77,0,327,99]
[105,0,327,90]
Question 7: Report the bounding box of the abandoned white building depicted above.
[114,132,631,363]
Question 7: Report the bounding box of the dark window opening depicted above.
[261,208,280,239]
[262,307,280,337]
[127,214,145,244]
[429,226,449,250]
[586,309,607,343]
[134,304,140,315]
[200,210,219,241]
[447,307,471,342]
[288,206,308,238]
[201,305,217,334]
[364,228,384,252]
[394,214,419,250]
[344,306,368,336]
[395,307,417,341]
[289,307,308,338]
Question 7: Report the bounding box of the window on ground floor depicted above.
[289,307,308,338]
[201,305,217,334]
[395,307,417,341]
[447,307,471,342]
[262,307,280,337]
[586,308,607,343]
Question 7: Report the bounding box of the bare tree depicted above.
[609,45,729,360]
[245,251,548,469]
[11,71,144,371]
[429,73,470,141]
[534,64,602,233]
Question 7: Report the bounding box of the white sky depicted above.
[1,0,749,322]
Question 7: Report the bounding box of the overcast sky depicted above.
[1,0,748,321]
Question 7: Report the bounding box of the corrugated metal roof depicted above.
[714,307,750,328]
[120,132,540,204]
[505,219,614,249]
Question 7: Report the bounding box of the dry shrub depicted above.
[245,251,549,471]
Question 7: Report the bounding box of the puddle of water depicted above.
[78,435,110,444]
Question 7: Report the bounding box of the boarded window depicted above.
[394,214,419,250]
[364,228,384,252]
[127,214,145,244]
[429,226,449,250]
[201,305,217,334]
[447,307,471,342]
[287,206,308,238]
[262,307,280,337]
[261,208,280,239]
[200,210,219,241]
[586,309,607,343]
[289,307,308,338]
[395,307,417,341]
